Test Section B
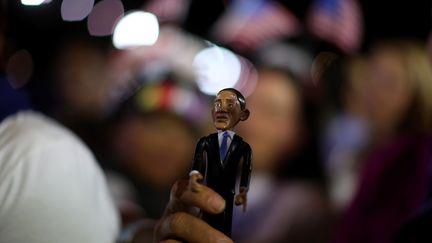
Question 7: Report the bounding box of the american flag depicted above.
[144,0,191,23]
[307,0,363,54]
[211,0,301,51]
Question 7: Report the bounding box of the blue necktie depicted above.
[220,131,229,161]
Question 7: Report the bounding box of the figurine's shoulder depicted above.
[197,133,217,143]
[203,132,218,139]
[233,134,251,149]
[233,134,246,143]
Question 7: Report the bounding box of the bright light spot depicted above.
[21,0,50,6]
[87,0,124,36]
[193,45,241,95]
[234,56,257,97]
[112,11,159,49]
[6,49,34,89]
[61,0,94,21]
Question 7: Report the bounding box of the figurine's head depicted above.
[212,88,250,131]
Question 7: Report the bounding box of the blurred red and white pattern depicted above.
[307,0,363,54]
[211,0,301,51]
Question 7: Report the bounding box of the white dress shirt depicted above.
[0,112,119,243]
[218,130,235,150]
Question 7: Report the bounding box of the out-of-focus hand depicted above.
[154,179,233,243]
[235,187,248,212]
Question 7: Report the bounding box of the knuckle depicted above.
[169,212,188,235]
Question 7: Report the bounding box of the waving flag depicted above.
[307,0,363,54]
[211,0,301,51]
[144,0,191,23]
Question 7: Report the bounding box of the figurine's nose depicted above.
[215,104,227,112]
[219,105,228,112]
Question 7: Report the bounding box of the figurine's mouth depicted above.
[215,113,229,122]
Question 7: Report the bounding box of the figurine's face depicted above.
[212,90,249,131]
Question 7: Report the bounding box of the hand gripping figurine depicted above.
[189,88,252,237]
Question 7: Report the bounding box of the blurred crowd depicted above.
[1,0,432,243]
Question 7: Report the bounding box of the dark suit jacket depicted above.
[191,132,252,198]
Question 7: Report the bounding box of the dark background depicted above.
[4,0,431,84]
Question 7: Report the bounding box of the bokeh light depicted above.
[112,11,159,49]
[193,45,242,96]
[61,0,94,21]
[234,56,258,97]
[21,0,51,6]
[6,49,34,89]
[87,0,124,37]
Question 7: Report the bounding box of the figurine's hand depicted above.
[235,187,248,212]
[154,179,233,243]
[189,172,204,192]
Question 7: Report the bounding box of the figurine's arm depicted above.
[240,143,252,190]
[235,143,252,212]
[189,137,207,192]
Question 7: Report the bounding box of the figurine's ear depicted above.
[240,109,250,121]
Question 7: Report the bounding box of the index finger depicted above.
[167,180,226,215]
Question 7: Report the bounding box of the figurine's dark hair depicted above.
[218,88,247,110]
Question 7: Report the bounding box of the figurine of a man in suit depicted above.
[189,88,252,237]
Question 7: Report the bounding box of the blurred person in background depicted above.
[320,56,370,211]
[335,40,432,243]
[0,95,120,243]
[0,3,119,242]
[47,35,142,226]
[48,36,130,170]
[107,82,202,222]
[231,65,332,243]
[52,37,113,122]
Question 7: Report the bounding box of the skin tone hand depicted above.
[154,176,233,243]
[189,173,204,193]
[235,187,248,212]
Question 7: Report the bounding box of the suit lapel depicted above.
[223,134,240,167]
[210,133,224,170]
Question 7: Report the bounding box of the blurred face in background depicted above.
[114,113,195,188]
[237,69,302,172]
[55,41,111,119]
[343,57,370,117]
[363,47,414,138]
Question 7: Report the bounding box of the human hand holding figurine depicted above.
[154,179,233,243]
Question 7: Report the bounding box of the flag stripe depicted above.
[307,0,363,54]
[212,0,301,51]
